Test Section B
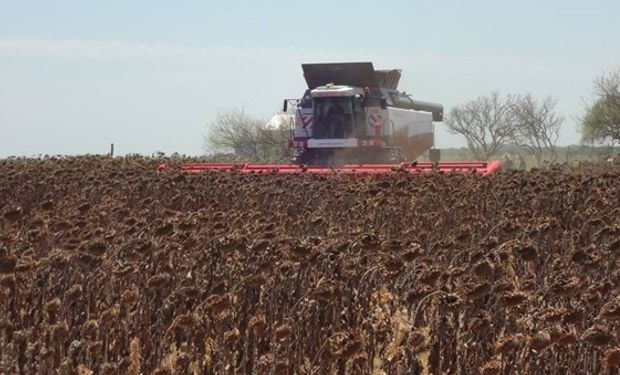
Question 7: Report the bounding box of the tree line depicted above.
[445,66,620,165]
[203,67,620,164]
[445,92,563,165]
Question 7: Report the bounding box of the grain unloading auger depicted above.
[160,62,502,176]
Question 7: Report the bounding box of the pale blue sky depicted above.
[1,0,619,156]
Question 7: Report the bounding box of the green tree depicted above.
[582,68,620,146]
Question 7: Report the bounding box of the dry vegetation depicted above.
[1,156,620,374]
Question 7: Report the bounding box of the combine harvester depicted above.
[163,62,501,176]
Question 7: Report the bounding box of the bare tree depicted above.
[203,109,293,162]
[511,94,563,166]
[445,92,518,160]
